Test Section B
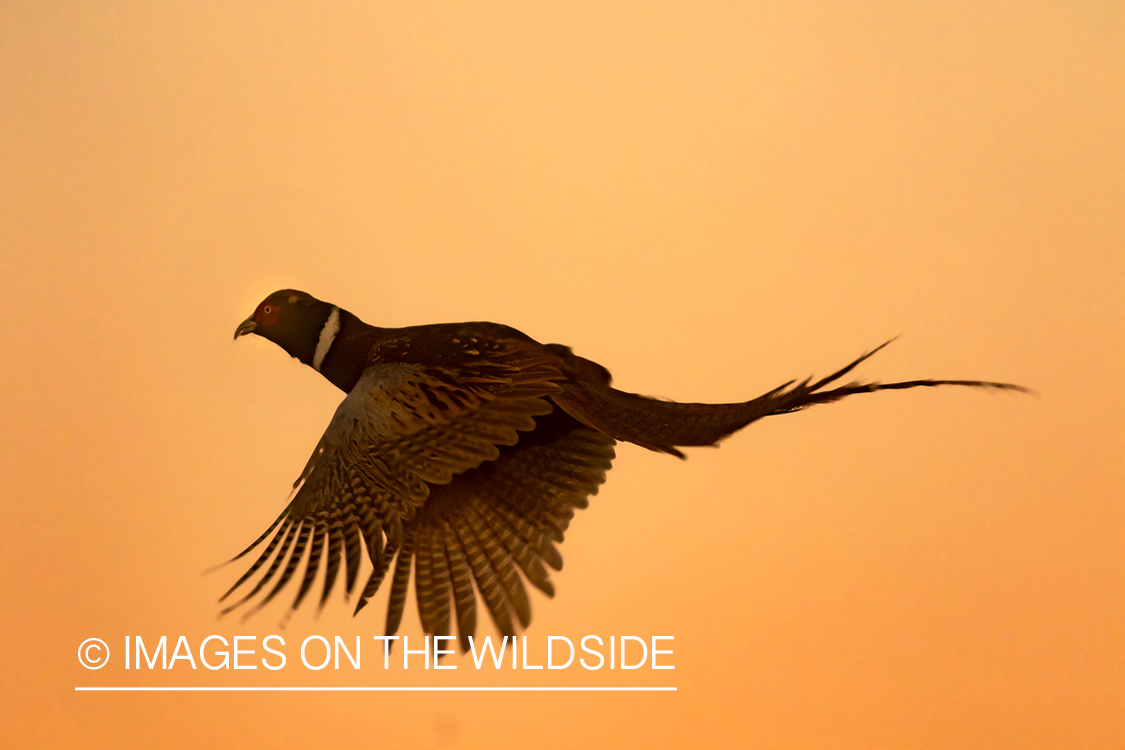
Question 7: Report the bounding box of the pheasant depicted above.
[224,289,1022,650]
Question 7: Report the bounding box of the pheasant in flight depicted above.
[225,289,1022,650]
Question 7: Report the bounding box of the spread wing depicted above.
[219,337,565,620]
[382,408,616,652]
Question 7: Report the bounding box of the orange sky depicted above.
[2,2,1122,748]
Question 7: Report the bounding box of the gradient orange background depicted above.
[2,2,1122,748]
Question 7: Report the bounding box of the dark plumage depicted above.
[225,289,1023,649]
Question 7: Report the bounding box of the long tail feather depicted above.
[553,340,1026,457]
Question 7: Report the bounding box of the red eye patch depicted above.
[257,302,281,326]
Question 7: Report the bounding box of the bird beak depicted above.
[234,317,257,340]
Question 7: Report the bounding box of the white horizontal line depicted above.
[75,686,676,692]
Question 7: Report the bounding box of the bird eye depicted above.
[263,306,272,314]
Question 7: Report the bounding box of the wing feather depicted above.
[444,531,478,653]
[413,531,436,633]
[220,521,298,617]
[466,501,530,629]
[455,514,516,638]
[476,500,555,596]
[219,520,292,603]
[290,523,325,612]
[383,535,414,635]
[343,524,363,599]
[319,526,343,610]
[427,533,453,638]
[249,521,312,616]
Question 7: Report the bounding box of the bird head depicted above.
[234,289,337,366]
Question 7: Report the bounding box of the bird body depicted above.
[228,289,1022,650]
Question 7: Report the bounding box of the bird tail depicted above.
[551,340,1026,458]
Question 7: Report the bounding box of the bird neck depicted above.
[313,308,381,393]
